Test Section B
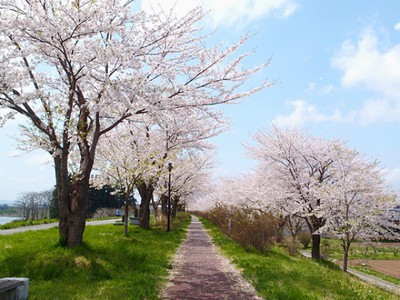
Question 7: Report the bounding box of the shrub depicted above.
[297,231,311,248]
[321,239,331,259]
[201,204,281,253]
[285,237,301,256]
[92,208,116,219]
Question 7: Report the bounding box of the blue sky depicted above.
[1,0,400,202]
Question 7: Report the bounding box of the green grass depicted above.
[352,264,400,286]
[0,213,191,300]
[199,217,398,300]
[322,239,400,261]
[0,218,58,229]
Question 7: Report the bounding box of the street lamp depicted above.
[167,163,173,232]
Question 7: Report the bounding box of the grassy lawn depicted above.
[199,217,398,300]
[0,213,191,300]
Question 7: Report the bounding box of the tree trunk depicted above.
[311,234,321,259]
[137,182,154,229]
[124,192,129,236]
[151,195,159,221]
[172,196,179,218]
[55,143,95,247]
[343,247,349,272]
[57,173,90,247]
[161,194,167,217]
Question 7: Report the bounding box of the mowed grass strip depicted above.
[0,213,191,300]
[199,217,398,300]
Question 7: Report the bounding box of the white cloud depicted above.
[332,29,400,99]
[274,98,400,127]
[359,98,400,125]
[141,0,298,27]
[304,83,334,95]
[382,166,400,190]
[25,152,53,168]
[273,100,354,127]
[321,84,334,95]
[395,23,400,31]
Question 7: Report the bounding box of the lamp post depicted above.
[167,163,173,232]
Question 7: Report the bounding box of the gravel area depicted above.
[162,215,262,300]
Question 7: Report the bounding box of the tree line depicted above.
[204,126,400,272]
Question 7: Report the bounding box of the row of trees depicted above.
[13,185,122,221]
[206,126,399,271]
[0,1,268,246]
[15,190,53,221]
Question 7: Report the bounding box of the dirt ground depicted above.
[347,260,400,279]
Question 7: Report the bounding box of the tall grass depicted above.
[200,217,398,300]
[0,213,191,299]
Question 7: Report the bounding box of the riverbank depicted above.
[0,216,18,225]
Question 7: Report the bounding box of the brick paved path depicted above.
[162,216,262,300]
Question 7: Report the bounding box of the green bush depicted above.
[297,231,311,248]
[285,237,302,256]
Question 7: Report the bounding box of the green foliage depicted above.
[0,204,18,216]
[50,185,125,219]
[199,217,398,300]
[0,216,190,299]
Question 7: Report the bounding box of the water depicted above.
[0,216,18,225]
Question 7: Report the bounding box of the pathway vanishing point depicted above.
[162,216,262,300]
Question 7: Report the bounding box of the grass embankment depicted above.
[352,265,400,286]
[322,239,400,284]
[0,218,58,230]
[0,213,191,300]
[199,217,397,300]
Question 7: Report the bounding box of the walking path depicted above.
[162,215,261,300]
[0,219,116,235]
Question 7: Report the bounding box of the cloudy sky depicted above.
[1,0,399,202]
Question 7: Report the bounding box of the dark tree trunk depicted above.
[123,192,129,236]
[274,216,287,243]
[137,182,154,229]
[161,194,167,217]
[55,121,98,247]
[342,233,352,272]
[343,248,349,272]
[56,159,91,247]
[311,234,321,259]
[304,215,325,260]
[172,196,179,218]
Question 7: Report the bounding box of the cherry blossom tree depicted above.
[247,126,399,261]
[248,126,337,258]
[92,119,166,234]
[94,105,220,230]
[166,151,215,217]
[0,1,268,246]
[315,147,399,271]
